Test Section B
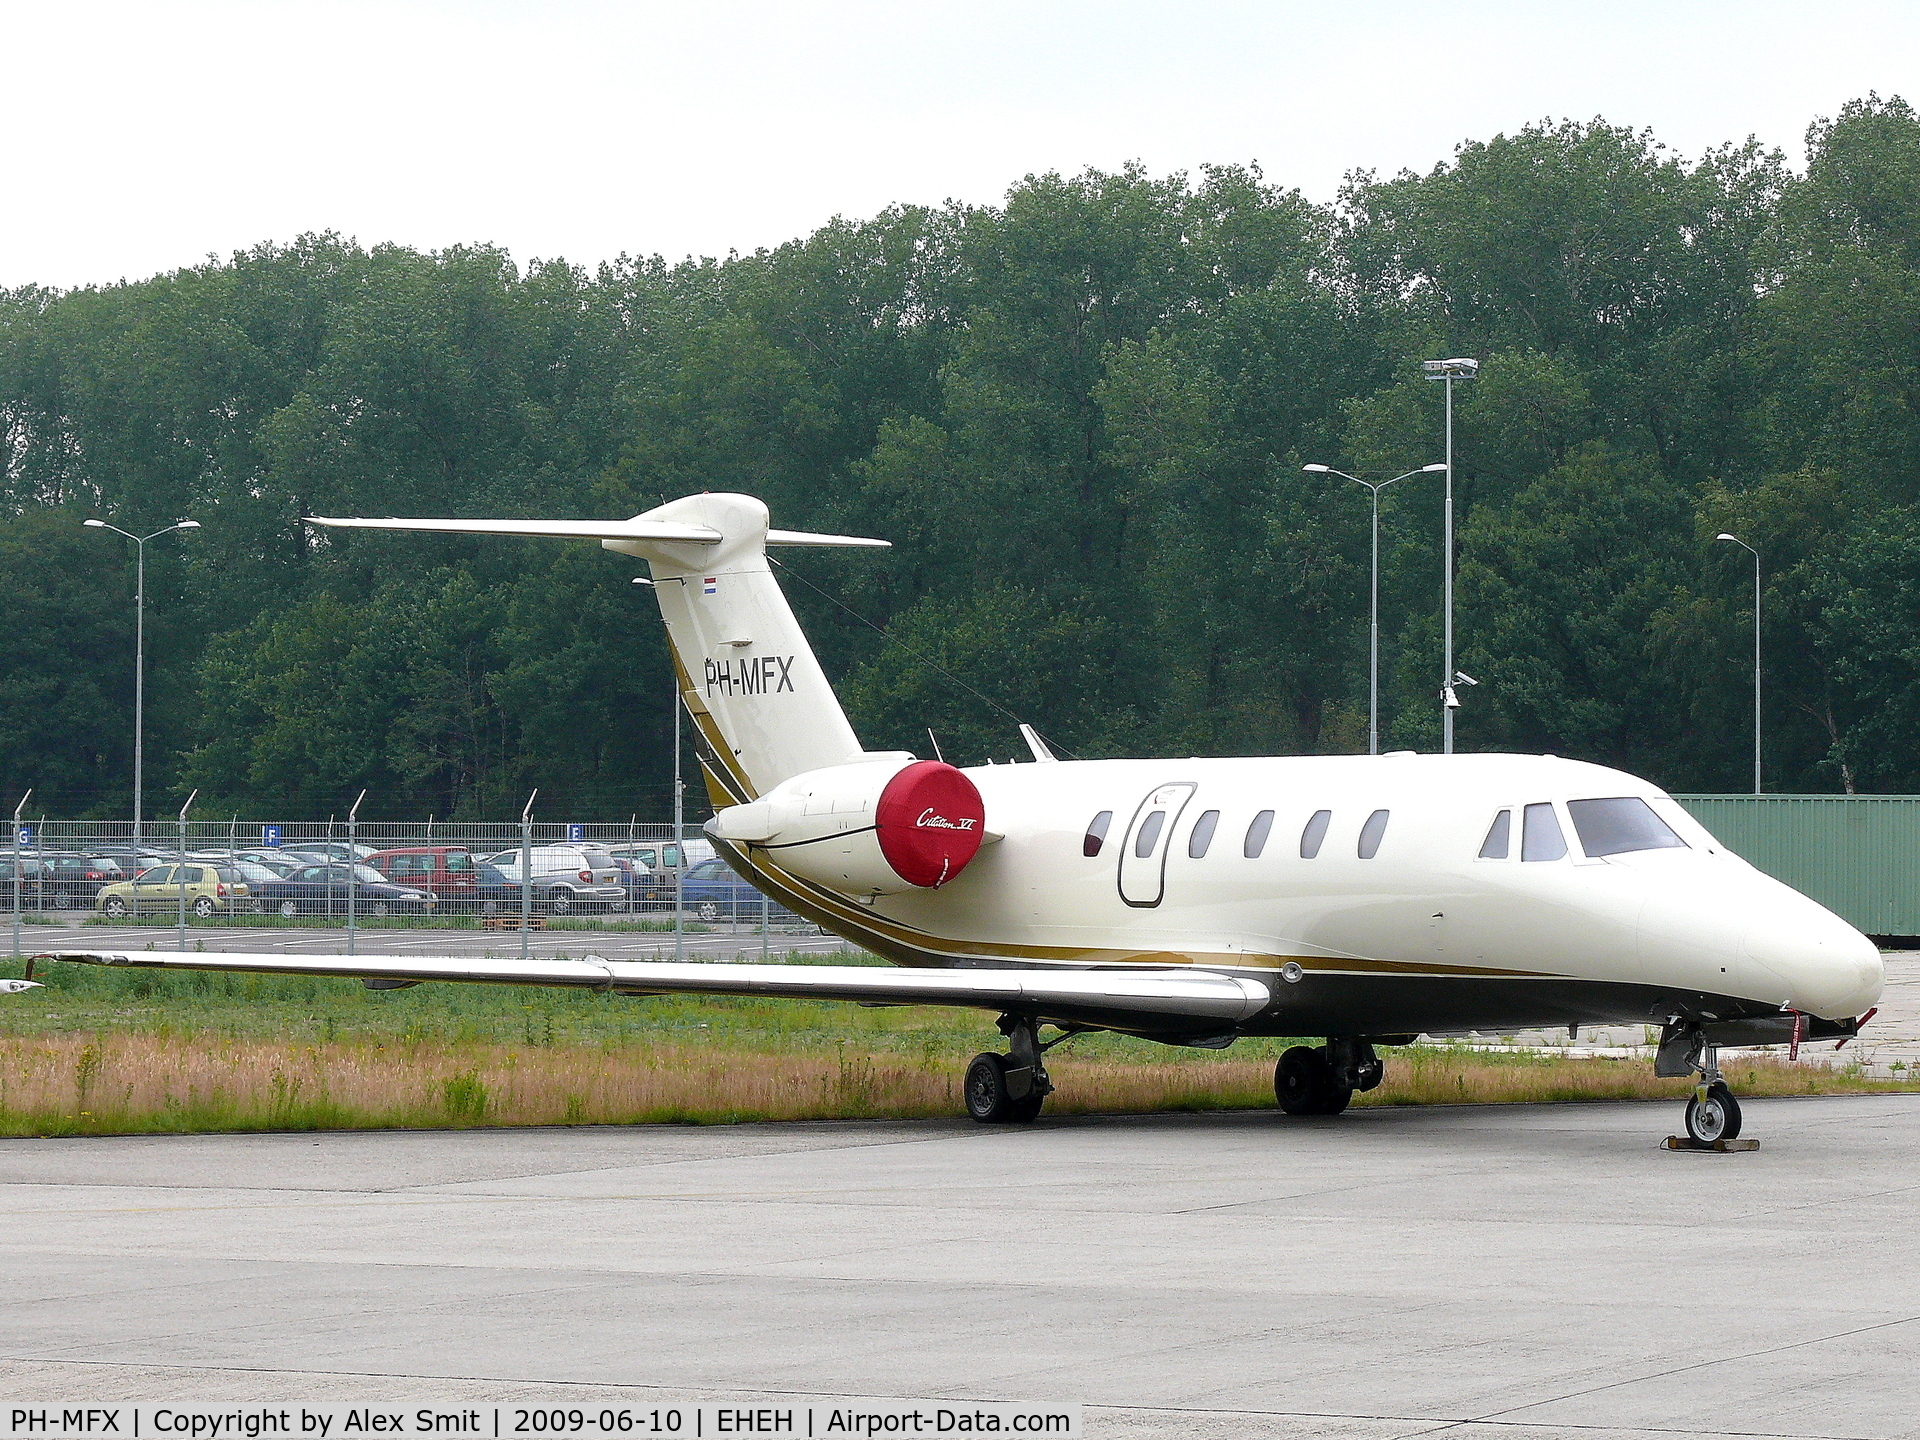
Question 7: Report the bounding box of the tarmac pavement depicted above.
[2,1095,1917,1439]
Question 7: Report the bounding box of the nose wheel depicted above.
[1661,1029,1746,1145]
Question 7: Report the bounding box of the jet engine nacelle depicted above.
[707,757,987,896]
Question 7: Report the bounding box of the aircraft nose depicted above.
[1740,911,1884,1020]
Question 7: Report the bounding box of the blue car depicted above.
[679,857,801,924]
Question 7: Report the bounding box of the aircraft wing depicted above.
[32,950,1269,1030]
[303,517,889,548]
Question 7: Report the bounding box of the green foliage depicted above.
[7,101,1920,810]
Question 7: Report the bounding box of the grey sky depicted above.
[5,0,1915,290]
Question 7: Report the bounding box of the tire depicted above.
[1686,1082,1742,1143]
[51,891,71,911]
[192,896,217,919]
[481,899,500,916]
[278,899,301,919]
[695,900,722,922]
[102,896,128,920]
[1275,1045,1354,1116]
[964,1053,1017,1123]
[367,900,391,918]
[546,890,573,917]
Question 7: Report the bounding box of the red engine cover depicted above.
[874,760,987,888]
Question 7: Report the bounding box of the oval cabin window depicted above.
[1357,809,1390,859]
[1083,811,1113,857]
[1299,809,1332,859]
[1188,810,1219,858]
[1244,810,1274,858]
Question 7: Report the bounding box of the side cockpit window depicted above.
[1299,809,1332,859]
[1567,797,1689,857]
[1479,810,1511,859]
[1521,802,1567,862]
[1083,811,1113,857]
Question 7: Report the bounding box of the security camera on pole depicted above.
[1423,358,1478,753]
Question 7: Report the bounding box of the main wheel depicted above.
[192,896,216,918]
[964,1052,1041,1123]
[1275,1045,1355,1116]
[278,899,301,919]
[102,896,128,919]
[1685,1081,1742,1143]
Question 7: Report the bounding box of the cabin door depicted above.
[1117,782,1197,908]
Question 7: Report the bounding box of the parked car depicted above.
[365,846,479,902]
[40,853,127,908]
[607,839,715,873]
[232,850,305,877]
[606,855,672,911]
[248,863,436,918]
[679,857,801,924]
[95,862,260,919]
[483,846,628,915]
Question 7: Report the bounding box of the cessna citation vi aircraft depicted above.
[30,493,1884,1143]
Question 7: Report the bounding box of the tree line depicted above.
[4,96,1919,821]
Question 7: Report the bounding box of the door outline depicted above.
[1117,782,1198,908]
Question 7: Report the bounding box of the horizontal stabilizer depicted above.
[304,517,889,548]
[36,950,1269,1029]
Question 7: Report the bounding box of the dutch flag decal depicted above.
[703,577,718,595]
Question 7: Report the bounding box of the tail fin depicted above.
[306,494,894,800]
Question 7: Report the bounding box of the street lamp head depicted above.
[1301,464,1330,473]
[174,520,201,530]
[1714,533,1738,542]
[1420,464,1449,473]
[1423,358,1480,380]
[83,519,106,528]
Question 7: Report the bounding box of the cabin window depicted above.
[1567,797,1688,857]
[1299,809,1332,859]
[1357,809,1390,859]
[1082,811,1113,857]
[1479,809,1511,859]
[1244,809,1274,858]
[1134,810,1166,857]
[1521,802,1568,862]
[1188,809,1219,858]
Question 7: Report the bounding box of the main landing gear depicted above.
[1655,1022,1744,1144]
[1275,1037,1385,1117]
[964,1015,1063,1124]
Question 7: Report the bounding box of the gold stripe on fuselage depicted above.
[718,836,1560,983]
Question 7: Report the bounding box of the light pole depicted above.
[1304,463,1448,755]
[83,518,201,848]
[1423,358,1479,752]
[1715,533,1762,794]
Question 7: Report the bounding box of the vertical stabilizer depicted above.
[606,494,878,800]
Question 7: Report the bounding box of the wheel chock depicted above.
[1663,1136,1761,1152]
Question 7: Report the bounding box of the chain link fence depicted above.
[2,816,816,942]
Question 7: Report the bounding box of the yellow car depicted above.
[95,862,262,919]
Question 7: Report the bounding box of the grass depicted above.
[0,958,1911,1136]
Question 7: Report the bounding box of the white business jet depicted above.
[30,494,1884,1143]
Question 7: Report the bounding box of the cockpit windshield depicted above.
[1566,797,1688,857]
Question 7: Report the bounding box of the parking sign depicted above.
[262,825,283,848]
[566,823,585,842]
[15,826,30,846]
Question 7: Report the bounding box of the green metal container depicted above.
[1675,794,1920,937]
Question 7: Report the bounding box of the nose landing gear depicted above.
[1656,1023,1747,1146]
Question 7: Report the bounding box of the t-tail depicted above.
[306,493,894,801]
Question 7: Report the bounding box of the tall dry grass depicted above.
[0,1032,1906,1136]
